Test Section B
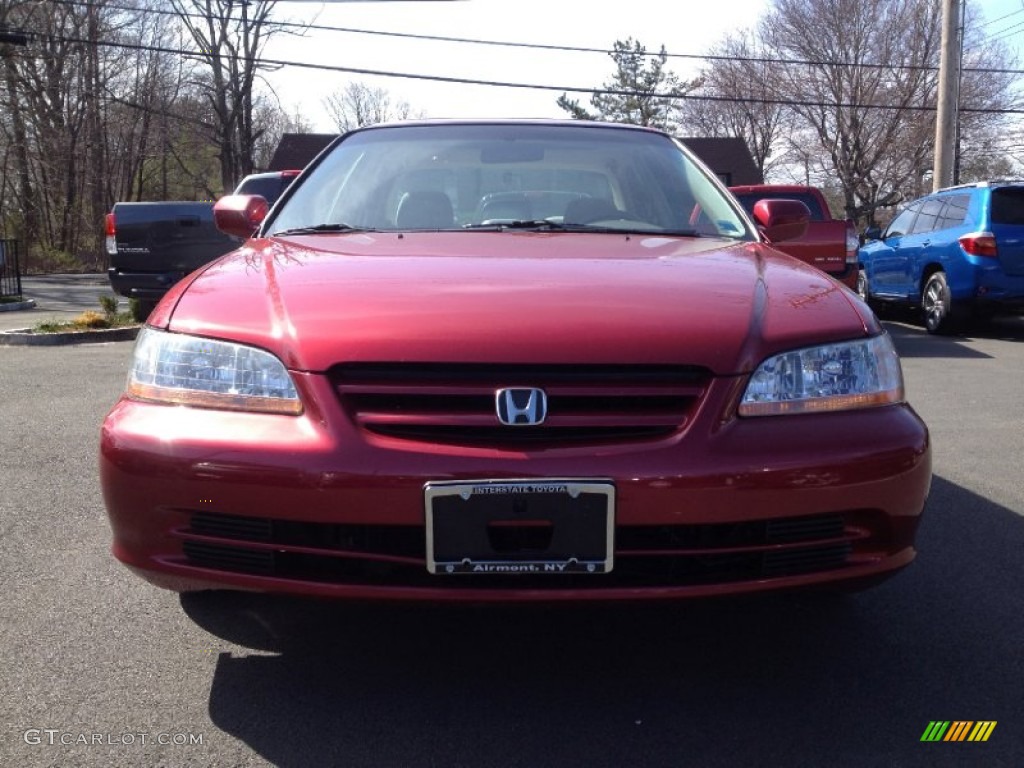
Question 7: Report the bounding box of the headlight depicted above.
[739,334,903,416]
[126,328,302,415]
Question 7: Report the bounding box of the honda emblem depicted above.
[495,388,548,426]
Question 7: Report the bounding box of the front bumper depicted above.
[100,373,931,601]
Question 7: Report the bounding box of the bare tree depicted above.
[255,102,314,171]
[5,0,99,257]
[324,81,418,132]
[755,0,945,225]
[1,0,296,268]
[171,0,292,193]
[679,31,788,178]
[0,0,218,267]
[681,0,1019,226]
[557,38,699,132]
[750,0,1019,227]
[1,0,41,247]
[955,3,1024,182]
[101,4,199,203]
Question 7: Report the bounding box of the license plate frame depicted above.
[425,479,614,575]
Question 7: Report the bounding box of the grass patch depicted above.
[0,295,24,304]
[32,313,137,333]
[31,294,139,334]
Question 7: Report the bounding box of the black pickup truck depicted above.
[106,170,299,316]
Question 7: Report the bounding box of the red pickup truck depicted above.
[729,184,859,290]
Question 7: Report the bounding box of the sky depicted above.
[261,0,1024,132]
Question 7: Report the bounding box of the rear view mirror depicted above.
[214,195,269,239]
[751,199,810,243]
[480,143,545,164]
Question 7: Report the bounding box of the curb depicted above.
[0,325,140,347]
[0,299,36,312]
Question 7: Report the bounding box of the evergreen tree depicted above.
[557,38,697,131]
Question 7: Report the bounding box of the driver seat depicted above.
[395,191,455,229]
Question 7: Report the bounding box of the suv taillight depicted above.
[845,221,859,264]
[959,231,998,258]
[104,213,117,256]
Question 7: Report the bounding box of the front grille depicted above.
[330,363,710,448]
[179,511,866,589]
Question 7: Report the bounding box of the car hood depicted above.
[160,232,874,374]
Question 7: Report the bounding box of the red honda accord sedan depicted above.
[100,120,931,601]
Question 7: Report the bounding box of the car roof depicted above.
[241,170,300,181]
[728,184,815,194]
[934,180,1024,194]
[344,118,671,137]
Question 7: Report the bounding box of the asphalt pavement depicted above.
[1,301,1022,766]
[0,273,117,332]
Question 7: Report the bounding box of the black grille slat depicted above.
[762,544,853,577]
[191,512,272,541]
[332,363,709,385]
[183,541,274,574]
[619,522,767,551]
[185,513,424,560]
[766,515,845,543]
[367,425,674,444]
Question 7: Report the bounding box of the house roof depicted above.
[267,132,763,186]
[679,137,763,186]
[267,133,336,172]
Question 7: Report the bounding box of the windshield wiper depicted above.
[270,223,372,236]
[655,228,701,237]
[462,220,701,236]
[463,219,570,231]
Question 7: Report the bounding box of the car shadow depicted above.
[184,475,1024,768]
[884,320,993,359]
[968,316,1024,342]
[883,313,1024,359]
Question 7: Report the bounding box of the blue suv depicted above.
[857,181,1024,333]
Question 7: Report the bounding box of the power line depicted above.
[45,0,1024,76]
[961,143,1024,153]
[987,20,1024,46]
[26,31,1024,116]
[976,7,1024,28]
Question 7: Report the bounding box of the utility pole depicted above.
[933,0,961,191]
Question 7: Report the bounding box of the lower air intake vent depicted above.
[183,541,274,574]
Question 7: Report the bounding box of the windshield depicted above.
[266,123,752,239]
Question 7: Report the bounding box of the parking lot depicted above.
[1,296,1022,766]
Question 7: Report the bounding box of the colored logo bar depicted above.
[921,721,997,742]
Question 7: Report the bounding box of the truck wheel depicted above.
[132,299,157,323]
[921,271,958,334]
[856,268,892,318]
[856,269,870,302]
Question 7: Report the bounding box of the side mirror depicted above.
[214,194,269,239]
[751,199,810,243]
[863,225,882,242]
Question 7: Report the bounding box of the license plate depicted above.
[425,480,614,575]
